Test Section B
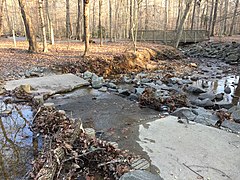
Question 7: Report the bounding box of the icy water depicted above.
[0,99,35,180]
[0,74,239,179]
[193,75,240,105]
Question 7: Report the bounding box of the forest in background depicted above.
[0,0,239,41]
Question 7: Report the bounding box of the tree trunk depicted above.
[99,0,103,46]
[66,0,71,38]
[200,2,206,29]
[211,0,219,36]
[175,0,182,30]
[38,0,48,52]
[0,0,5,36]
[229,0,239,36]
[164,0,168,30]
[175,0,194,48]
[76,0,82,40]
[191,0,197,30]
[92,0,96,37]
[18,0,38,52]
[45,0,54,45]
[145,0,148,30]
[208,0,214,36]
[108,0,112,41]
[83,0,90,57]
[129,0,133,39]
[223,0,228,35]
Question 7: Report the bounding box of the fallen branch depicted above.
[35,120,82,180]
[182,163,204,179]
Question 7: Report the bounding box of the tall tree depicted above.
[145,0,148,30]
[191,0,197,30]
[92,0,96,37]
[66,0,71,38]
[108,0,112,41]
[99,0,103,45]
[45,0,54,45]
[175,0,194,48]
[223,0,228,34]
[164,0,168,30]
[175,0,182,30]
[229,0,239,36]
[18,0,38,52]
[208,0,214,36]
[76,0,82,40]
[129,0,133,39]
[83,0,90,56]
[38,0,48,52]
[210,0,219,36]
[0,0,5,36]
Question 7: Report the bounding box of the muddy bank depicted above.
[0,40,184,81]
[52,45,184,78]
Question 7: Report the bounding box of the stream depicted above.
[0,59,240,179]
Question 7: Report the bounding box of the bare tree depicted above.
[108,0,112,41]
[208,0,214,36]
[131,0,143,53]
[175,0,182,30]
[164,0,168,30]
[175,0,194,48]
[38,0,48,52]
[92,0,96,37]
[191,0,197,30]
[0,0,5,36]
[18,0,38,52]
[223,0,228,34]
[99,0,103,46]
[46,0,54,45]
[145,0,148,30]
[66,0,71,38]
[83,0,90,57]
[211,0,219,36]
[229,0,239,36]
[76,0,82,40]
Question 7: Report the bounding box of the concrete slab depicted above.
[5,74,89,95]
[138,116,240,180]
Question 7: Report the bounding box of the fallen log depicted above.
[35,119,82,180]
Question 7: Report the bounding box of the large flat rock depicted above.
[5,74,89,95]
[138,116,240,180]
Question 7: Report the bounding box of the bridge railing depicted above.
[137,30,209,44]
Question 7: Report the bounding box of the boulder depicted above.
[232,110,240,123]
[198,92,215,101]
[118,89,131,96]
[106,82,117,89]
[185,85,206,94]
[83,71,93,79]
[191,98,214,107]
[135,88,145,96]
[92,75,104,89]
[215,100,233,109]
[171,107,196,121]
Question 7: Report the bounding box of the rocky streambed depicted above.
[182,41,240,65]
[0,42,240,179]
[65,57,240,133]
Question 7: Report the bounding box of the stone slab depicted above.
[138,116,240,180]
[5,73,89,95]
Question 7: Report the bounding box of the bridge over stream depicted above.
[137,30,209,44]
